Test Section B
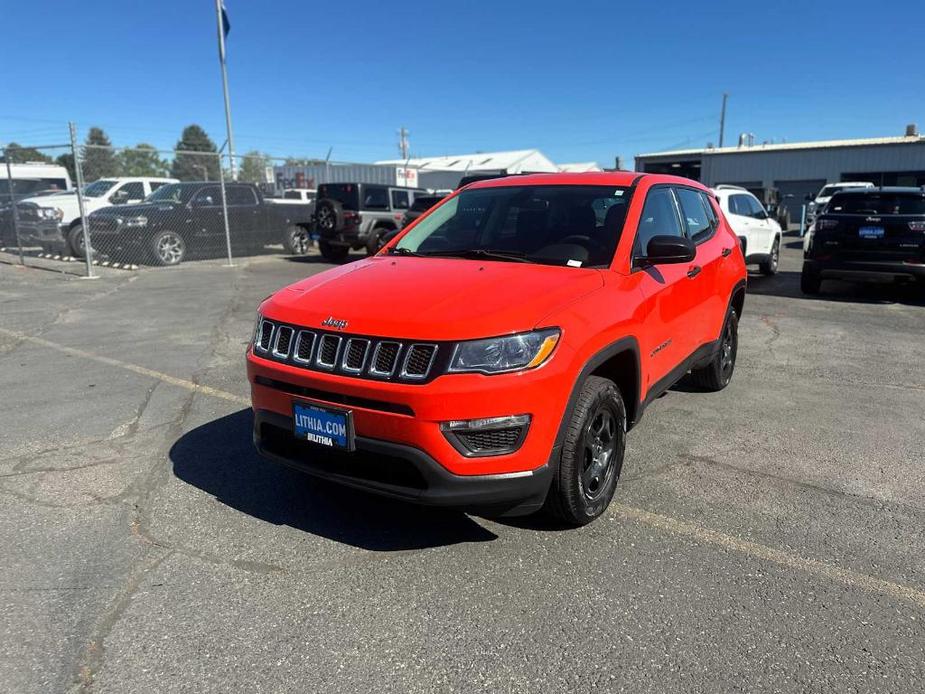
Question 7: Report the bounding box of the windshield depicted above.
[82,180,117,198]
[393,185,631,267]
[145,183,196,204]
[827,192,925,215]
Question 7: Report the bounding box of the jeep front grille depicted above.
[402,344,437,379]
[253,320,442,383]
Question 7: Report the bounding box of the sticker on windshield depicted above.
[614,190,625,196]
[567,259,583,267]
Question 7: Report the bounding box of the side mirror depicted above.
[110,190,129,204]
[643,235,696,265]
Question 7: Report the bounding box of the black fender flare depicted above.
[544,336,641,473]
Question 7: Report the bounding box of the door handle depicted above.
[721,247,732,257]
[687,265,702,279]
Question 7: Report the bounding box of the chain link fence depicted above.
[2,130,316,276]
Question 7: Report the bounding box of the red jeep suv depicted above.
[247,172,746,525]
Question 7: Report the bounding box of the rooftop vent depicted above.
[905,123,918,137]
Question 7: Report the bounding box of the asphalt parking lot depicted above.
[2,235,924,693]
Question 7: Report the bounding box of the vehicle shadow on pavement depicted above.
[170,408,498,551]
[746,270,925,306]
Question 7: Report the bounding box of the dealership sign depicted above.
[396,167,418,188]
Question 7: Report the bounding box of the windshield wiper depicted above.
[418,249,534,263]
[387,247,423,256]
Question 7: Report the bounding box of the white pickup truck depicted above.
[22,177,176,256]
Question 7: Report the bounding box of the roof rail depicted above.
[714,184,747,191]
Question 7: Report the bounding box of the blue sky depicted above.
[2,1,923,167]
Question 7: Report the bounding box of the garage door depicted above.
[775,179,826,223]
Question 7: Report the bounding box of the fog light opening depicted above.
[440,414,531,457]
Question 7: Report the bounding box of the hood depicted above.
[90,202,176,217]
[262,256,605,340]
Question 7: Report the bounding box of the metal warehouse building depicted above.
[635,129,925,221]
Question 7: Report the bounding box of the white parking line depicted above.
[613,503,925,609]
[4,325,925,610]
[0,327,249,406]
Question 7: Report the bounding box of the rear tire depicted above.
[759,237,780,276]
[67,224,89,258]
[687,308,738,392]
[149,230,186,266]
[801,267,822,295]
[544,376,626,527]
[318,240,349,263]
[283,225,311,255]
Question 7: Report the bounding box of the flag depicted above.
[218,1,231,63]
[221,2,230,39]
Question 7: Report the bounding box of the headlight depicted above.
[449,328,560,374]
[124,215,147,227]
[39,207,64,221]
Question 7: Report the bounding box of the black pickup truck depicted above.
[80,182,313,265]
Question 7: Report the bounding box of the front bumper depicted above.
[14,219,65,247]
[254,409,552,515]
[247,342,577,512]
[804,258,925,282]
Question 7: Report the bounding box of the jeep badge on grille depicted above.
[321,316,349,331]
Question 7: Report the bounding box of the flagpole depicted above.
[215,0,237,180]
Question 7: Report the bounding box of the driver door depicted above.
[631,186,703,391]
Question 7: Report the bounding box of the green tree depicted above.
[0,142,53,164]
[118,143,168,177]
[238,151,271,183]
[170,125,219,181]
[81,127,119,181]
[55,153,76,182]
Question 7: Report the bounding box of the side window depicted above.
[363,186,389,210]
[193,186,221,206]
[227,186,258,206]
[675,187,712,241]
[729,194,749,217]
[634,187,683,258]
[391,189,410,209]
[700,192,718,227]
[748,195,767,219]
[115,182,145,203]
[283,190,301,200]
[149,181,167,193]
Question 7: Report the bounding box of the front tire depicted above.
[544,376,626,526]
[67,224,90,258]
[149,230,186,266]
[759,237,780,276]
[687,308,738,391]
[365,227,390,255]
[801,267,822,295]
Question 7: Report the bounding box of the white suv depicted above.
[22,177,176,256]
[806,181,874,224]
[712,185,782,276]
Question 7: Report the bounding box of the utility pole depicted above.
[398,127,410,159]
[719,93,729,148]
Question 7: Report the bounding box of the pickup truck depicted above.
[72,181,314,265]
[19,177,177,256]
